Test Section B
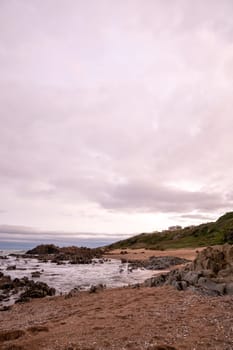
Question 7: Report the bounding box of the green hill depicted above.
[107,212,233,250]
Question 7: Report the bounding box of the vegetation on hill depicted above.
[107,212,233,250]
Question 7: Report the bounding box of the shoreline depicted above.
[1,245,232,350]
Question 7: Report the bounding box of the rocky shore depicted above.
[15,244,104,264]
[0,272,56,309]
[144,244,233,296]
[124,255,190,270]
[0,245,232,349]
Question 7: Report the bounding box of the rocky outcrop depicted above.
[16,281,55,303]
[127,256,190,270]
[89,283,105,293]
[26,244,60,255]
[25,244,103,264]
[0,272,56,306]
[144,244,233,296]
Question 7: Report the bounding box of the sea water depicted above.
[0,250,158,304]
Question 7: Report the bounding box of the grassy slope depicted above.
[107,212,233,250]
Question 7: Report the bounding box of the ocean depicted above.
[0,237,117,251]
[0,249,157,307]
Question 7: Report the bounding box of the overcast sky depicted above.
[1,0,233,244]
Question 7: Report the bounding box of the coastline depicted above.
[1,246,233,350]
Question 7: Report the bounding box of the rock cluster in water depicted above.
[123,256,190,270]
[20,244,103,264]
[0,272,55,308]
[144,244,233,296]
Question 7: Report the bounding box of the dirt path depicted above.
[0,285,232,350]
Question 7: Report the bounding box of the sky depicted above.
[1,0,233,246]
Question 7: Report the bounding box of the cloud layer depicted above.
[0,0,233,241]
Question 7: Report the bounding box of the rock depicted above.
[89,284,105,293]
[31,271,41,278]
[65,287,80,298]
[6,265,16,270]
[197,277,225,295]
[225,282,233,295]
[144,274,167,287]
[145,244,233,296]
[0,305,12,312]
[0,256,8,260]
[16,281,56,303]
[129,256,190,271]
[26,244,60,255]
[182,271,200,285]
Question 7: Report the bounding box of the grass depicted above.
[106,211,233,250]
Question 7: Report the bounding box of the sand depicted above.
[104,247,205,261]
[0,248,232,350]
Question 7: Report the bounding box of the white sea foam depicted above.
[0,250,158,302]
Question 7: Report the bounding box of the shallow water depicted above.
[0,250,159,305]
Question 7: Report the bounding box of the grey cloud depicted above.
[177,214,217,221]
[0,224,130,239]
[96,181,231,213]
[0,1,233,235]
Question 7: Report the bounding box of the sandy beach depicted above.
[104,247,205,261]
[1,285,233,350]
[1,247,233,350]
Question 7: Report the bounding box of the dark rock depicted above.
[89,284,105,293]
[31,271,41,278]
[26,244,60,255]
[225,282,233,295]
[65,287,80,299]
[26,244,103,265]
[197,277,226,295]
[129,256,190,271]
[147,345,177,350]
[144,274,167,287]
[6,265,16,271]
[144,244,233,296]
[16,281,56,303]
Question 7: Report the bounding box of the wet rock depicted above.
[31,271,41,278]
[26,244,60,255]
[0,305,12,312]
[26,244,103,265]
[16,281,56,303]
[6,265,16,271]
[89,284,105,293]
[65,287,80,299]
[129,256,190,270]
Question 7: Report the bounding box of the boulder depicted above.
[144,244,233,296]
[89,284,105,293]
[16,281,56,303]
